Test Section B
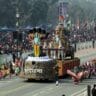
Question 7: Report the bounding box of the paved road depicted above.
[75,48,96,63]
[0,76,96,96]
[0,49,96,96]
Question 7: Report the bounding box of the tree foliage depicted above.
[29,0,48,26]
[0,0,15,27]
[0,0,96,27]
[69,0,96,23]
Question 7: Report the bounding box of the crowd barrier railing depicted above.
[75,41,96,52]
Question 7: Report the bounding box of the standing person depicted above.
[12,52,16,63]
[9,61,14,79]
[54,64,59,86]
[14,58,21,75]
[92,84,96,96]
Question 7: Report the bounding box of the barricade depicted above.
[76,41,93,52]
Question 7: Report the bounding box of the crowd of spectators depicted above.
[0,21,96,54]
[69,21,96,43]
[0,31,32,54]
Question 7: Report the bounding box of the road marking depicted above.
[23,84,58,96]
[32,93,39,96]
[79,91,87,96]
[71,87,87,96]
[0,83,32,95]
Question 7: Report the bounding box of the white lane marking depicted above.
[77,91,87,96]
[0,78,20,87]
[71,87,87,96]
[0,83,33,95]
[23,84,58,96]
[31,87,55,96]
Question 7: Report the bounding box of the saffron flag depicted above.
[59,15,64,21]
[58,2,68,22]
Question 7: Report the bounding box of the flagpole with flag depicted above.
[58,1,68,26]
[59,15,64,23]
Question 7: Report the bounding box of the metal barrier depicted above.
[75,41,93,52]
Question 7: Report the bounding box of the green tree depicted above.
[28,0,48,26]
[0,0,96,27]
[47,2,58,26]
[0,0,15,27]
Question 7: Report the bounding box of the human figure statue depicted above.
[55,34,60,44]
[33,32,41,57]
[43,41,47,49]
[55,25,65,59]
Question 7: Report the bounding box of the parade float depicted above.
[20,24,80,80]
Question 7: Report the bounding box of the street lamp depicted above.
[16,7,20,57]
[16,8,20,29]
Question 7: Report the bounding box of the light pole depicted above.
[16,8,20,30]
[16,7,20,57]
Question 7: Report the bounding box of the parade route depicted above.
[75,48,96,57]
[0,76,96,96]
[75,48,96,63]
[0,49,96,96]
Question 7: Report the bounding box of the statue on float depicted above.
[47,23,66,59]
[33,32,41,57]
